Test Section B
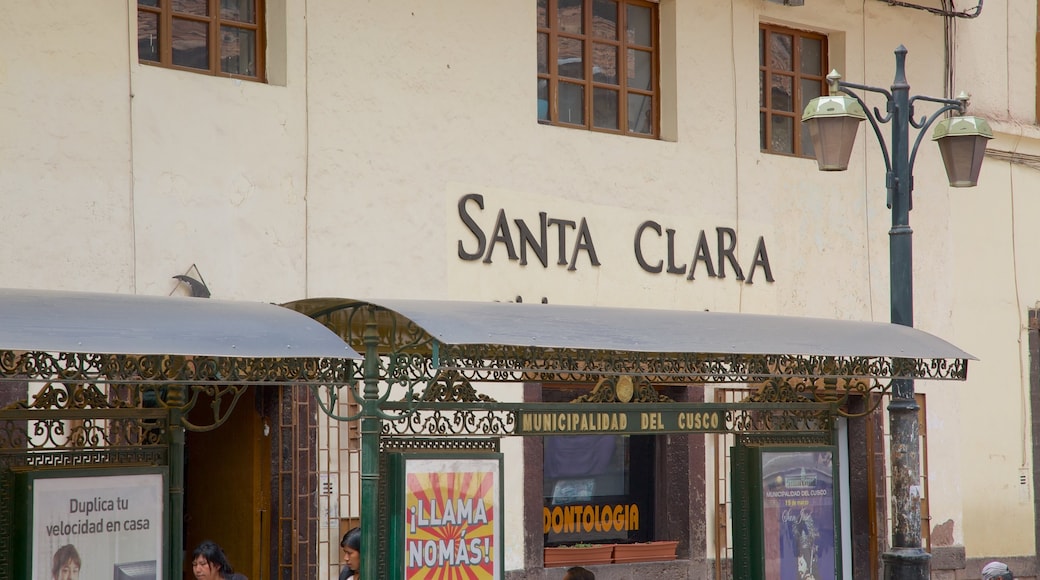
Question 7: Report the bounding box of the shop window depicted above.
[759,23,827,157]
[543,434,655,545]
[537,0,659,137]
[138,0,265,81]
[540,383,656,546]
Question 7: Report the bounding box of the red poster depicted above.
[404,458,500,580]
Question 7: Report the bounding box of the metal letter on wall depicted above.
[387,453,503,580]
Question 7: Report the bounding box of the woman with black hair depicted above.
[339,527,361,580]
[191,541,244,580]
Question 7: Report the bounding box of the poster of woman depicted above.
[30,472,164,580]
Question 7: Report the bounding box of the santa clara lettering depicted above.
[455,194,776,284]
[457,193,601,271]
[633,221,775,284]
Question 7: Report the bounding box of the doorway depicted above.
[183,388,273,580]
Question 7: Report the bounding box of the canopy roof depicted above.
[292,297,973,360]
[0,288,360,359]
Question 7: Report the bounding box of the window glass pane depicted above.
[626,48,651,90]
[538,33,549,74]
[138,11,160,62]
[139,0,159,6]
[543,435,625,543]
[769,32,793,71]
[558,0,583,34]
[221,0,256,24]
[800,37,822,75]
[538,0,548,28]
[220,26,255,76]
[625,4,651,46]
[592,43,617,84]
[771,115,794,153]
[593,88,619,129]
[172,0,208,16]
[538,79,550,121]
[627,93,652,134]
[544,436,626,498]
[559,82,585,125]
[800,78,822,110]
[558,38,584,79]
[172,18,209,69]
[770,74,793,112]
[802,121,815,158]
[592,0,617,39]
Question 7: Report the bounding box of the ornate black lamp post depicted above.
[802,46,991,580]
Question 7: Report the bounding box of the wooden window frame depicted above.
[759,23,827,157]
[138,0,266,82]
[538,0,660,138]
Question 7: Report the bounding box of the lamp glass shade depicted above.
[932,116,993,187]
[805,116,862,171]
[935,134,989,187]
[802,94,866,171]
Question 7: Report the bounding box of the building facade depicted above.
[1,0,1038,579]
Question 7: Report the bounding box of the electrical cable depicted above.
[878,0,983,19]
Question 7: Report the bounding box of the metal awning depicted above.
[0,288,360,359]
[295,298,972,360]
[284,297,973,383]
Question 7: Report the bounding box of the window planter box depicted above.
[543,544,614,568]
[611,540,678,564]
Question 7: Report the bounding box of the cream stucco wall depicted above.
[0,2,135,292]
[3,0,1040,573]
[950,0,1040,560]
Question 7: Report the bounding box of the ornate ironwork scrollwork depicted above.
[0,350,354,433]
[572,376,675,403]
[0,381,170,451]
[420,371,497,403]
[287,301,434,361]
[381,408,516,437]
[0,351,353,386]
[432,345,967,384]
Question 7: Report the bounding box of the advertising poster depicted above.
[404,457,500,580]
[761,450,836,580]
[31,473,164,580]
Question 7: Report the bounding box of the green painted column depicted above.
[360,322,381,579]
[167,385,186,580]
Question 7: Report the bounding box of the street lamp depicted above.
[801,46,992,580]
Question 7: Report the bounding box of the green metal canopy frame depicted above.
[288,297,971,421]
[283,297,972,580]
[0,288,360,580]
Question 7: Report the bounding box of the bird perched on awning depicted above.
[172,274,211,298]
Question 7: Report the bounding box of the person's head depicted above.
[191,541,234,580]
[51,544,80,580]
[982,562,1013,580]
[563,566,595,580]
[340,527,361,573]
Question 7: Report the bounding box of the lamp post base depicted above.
[883,547,931,580]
